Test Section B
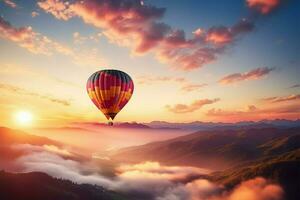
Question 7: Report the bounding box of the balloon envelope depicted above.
[87,69,134,120]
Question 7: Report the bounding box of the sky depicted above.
[0,0,299,128]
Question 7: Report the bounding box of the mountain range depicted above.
[112,127,300,200]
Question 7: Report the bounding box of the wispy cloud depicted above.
[247,0,281,14]
[261,94,300,103]
[180,84,208,92]
[0,16,106,67]
[137,76,187,85]
[289,84,300,89]
[73,32,102,44]
[0,83,71,106]
[166,98,220,113]
[219,67,274,85]
[207,103,300,121]
[3,0,17,8]
[138,75,207,92]
[0,16,72,56]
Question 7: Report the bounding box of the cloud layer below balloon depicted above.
[7,143,284,200]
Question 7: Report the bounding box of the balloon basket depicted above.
[108,121,113,126]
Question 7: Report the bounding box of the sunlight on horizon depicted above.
[14,111,33,126]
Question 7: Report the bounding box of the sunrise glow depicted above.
[15,111,33,126]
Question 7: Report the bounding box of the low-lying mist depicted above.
[30,125,190,152]
[7,143,284,200]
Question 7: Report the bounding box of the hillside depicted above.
[211,149,300,200]
[0,127,59,146]
[0,171,127,200]
[0,127,60,161]
[112,127,300,170]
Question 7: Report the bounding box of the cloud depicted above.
[117,162,210,182]
[9,143,284,200]
[73,31,102,44]
[261,94,300,103]
[166,98,220,113]
[37,0,75,20]
[0,16,106,67]
[224,177,283,200]
[31,11,39,18]
[13,144,114,188]
[205,19,254,45]
[0,83,71,106]
[0,16,72,55]
[219,67,274,85]
[247,0,281,14]
[137,75,207,92]
[289,84,300,89]
[180,84,208,92]
[206,103,300,122]
[37,0,257,71]
[137,76,181,84]
[3,0,17,8]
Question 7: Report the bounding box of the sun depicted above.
[15,111,33,125]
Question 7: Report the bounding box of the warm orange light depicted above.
[15,111,33,126]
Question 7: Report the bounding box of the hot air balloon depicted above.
[86,69,134,125]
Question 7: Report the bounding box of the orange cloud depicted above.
[3,0,17,8]
[262,94,300,103]
[166,98,220,113]
[117,161,210,182]
[226,177,283,200]
[219,67,274,85]
[247,0,281,14]
[31,11,39,18]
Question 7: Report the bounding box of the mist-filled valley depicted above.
[0,121,299,200]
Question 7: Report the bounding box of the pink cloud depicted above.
[0,16,106,67]
[206,103,300,122]
[247,0,281,14]
[261,94,300,103]
[37,0,256,71]
[219,67,274,85]
[0,16,72,55]
[166,98,220,113]
[3,0,17,8]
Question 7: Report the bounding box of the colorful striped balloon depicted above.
[87,69,134,121]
